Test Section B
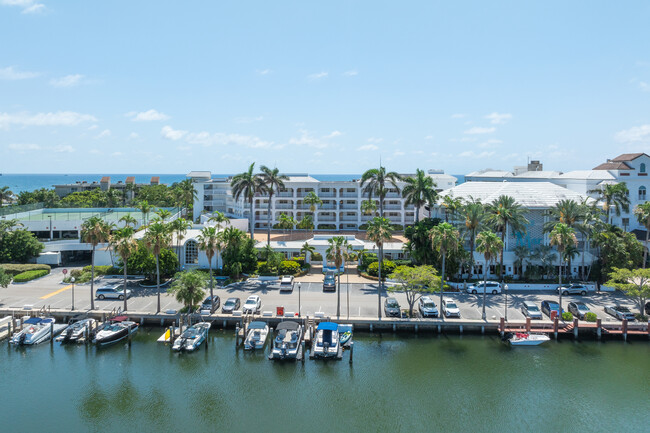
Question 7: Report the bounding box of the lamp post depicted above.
[504,283,509,322]
[347,270,350,320]
[298,282,301,317]
[48,215,53,241]
[71,277,76,311]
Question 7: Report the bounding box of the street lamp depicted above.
[298,282,301,317]
[504,283,509,322]
[71,277,76,311]
[48,215,53,241]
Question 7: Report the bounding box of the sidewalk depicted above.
[294,265,374,284]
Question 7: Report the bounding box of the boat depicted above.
[171,322,211,352]
[339,324,353,347]
[312,322,342,360]
[243,321,269,350]
[10,317,62,345]
[269,321,303,360]
[56,317,96,344]
[92,316,139,346]
[507,332,551,346]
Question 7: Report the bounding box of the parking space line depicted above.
[40,284,72,300]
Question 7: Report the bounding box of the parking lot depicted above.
[0,268,643,323]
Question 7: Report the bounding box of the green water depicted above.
[1,330,648,432]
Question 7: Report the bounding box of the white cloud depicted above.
[308,71,328,80]
[367,137,383,143]
[111,151,123,157]
[8,143,40,151]
[485,112,512,125]
[95,129,111,139]
[257,69,272,75]
[161,125,187,141]
[343,70,358,76]
[0,111,97,129]
[393,150,405,157]
[1,0,45,14]
[424,135,434,140]
[464,126,496,135]
[50,74,84,87]
[289,130,327,148]
[326,130,342,138]
[89,149,102,155]
[639,81,650,92]
[458,150,495,158]
[0,66,39,80]
[477,139,502,148]
[357,144,378,151]
[615,124,650,143]
[451,113,465,119]
[53,144,74,153]
[234,116,264,124]
[127,109,170,122]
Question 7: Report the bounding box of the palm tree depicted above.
[81,216,113,310]
[177,179,198,218]
[119,214,137,228]
[401,169,437,224]
[231,163,266,240]
[441,195,463,224]
[169,217,191,269]
[110,227,137,311]
[144,221,172,313]
[634,202,650,268]
[531,245,558,279]
[196,226,222,312]
[513,245,529,279]
[326,236,353,318]
[155,208,172,222]
[168,270,207,312]
[300,242,316,264]
[459,200,485,279]
[303,191,322,234]
[208,211,230,231]
[137,200,152,226]
[278,213,296,238]
[366,216,393,319]
[360,166,401,217]
[361,199,377,216]
[0,186,13,205]
[549,223,578,312]
[485,195,529,281]
[430,222,460,309]
[475,230,503,320]
[259,166,289,245]
[543,199,584,232]
[589,183,630,224]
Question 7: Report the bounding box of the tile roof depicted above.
[125,176,135,183]
[611,153,647,162]
[592,161,632,170]
[100,176,110,182]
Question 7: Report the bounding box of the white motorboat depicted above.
[172,322,211,352]
[57,318,96,344]
[92,316,139,346]
[312,322,342,360]
[269,321,303,360]
[243,321,269,350]
[10,317,60,345]
[507,332,551,346]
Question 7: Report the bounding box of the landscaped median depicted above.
[0,264,51,284]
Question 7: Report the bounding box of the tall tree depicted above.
[634,202,650,268]
[606,267,650,316]
[144,221,172,313]
[168,270,207,313]
[401,169,437,224]
[137,200,152,226]
[169,217,191,269]
[177,179,198,218]
[589,182,630,224]
[549,222,578,312]
[197,226,222,312]
[303,191,322,234]
[430,222,460,309]
[366,216,393,319]
[543,199,584,232]
[575,202,604,280]
[326,236,353,318]
[486,195,529,281]
[259,166,289,245]
[81,216,113,310]
[208,211,230,231]
[441,195,463,224]
[119,213,137,228]
[459,200,485,279]
[110,227,137,311]
[475,230,503,320]
[361,199,378,216]
[231,163,266,240]
[0,186,13,205]
[155,208,172,222]
[360,166,401,217]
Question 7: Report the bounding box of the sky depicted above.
[2,1,650,175]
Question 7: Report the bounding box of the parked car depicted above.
[243,295,261,314]
[222,297,240,314]
[556,284,588,296]
[604,305,635,321]
[645,301,650,315]
[466,281,502,294]
[540,300,562,318]
[323,272,336,292]
[95,284,131,300]
[567,301,590,320]
[200,295,220,314]
[280,275,294,292]
[520,301,543,319]
[418,296,439,318]
[441,298,460,318]
[384,297,401,317]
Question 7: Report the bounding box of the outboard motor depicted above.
[18,333,27,345]
[501,332,513,342]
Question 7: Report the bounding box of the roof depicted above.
[593,161,632,170]
[286,175,319,183]
[100,176,110,182]
[187,171,212,179]
[150,176,160,183]
[558,170,616,180]
[465,170,514,178]
[439,181,591,208]
[513,171,562,179]
[24,317,42,324]
[248,321,267,330]
[317,322,338,331]
[276,321,300,330]
[125,176,135,183]
[612,153,648,162]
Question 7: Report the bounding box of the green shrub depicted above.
[359,224,368,230]
[13,269,49,282]
[367,260,396,277]
[634,313,648,322]
[0,263,51,276]
[361,253,378,269]
[561,311,573,321]
[584,312,597,322]
[256,261,276,276]
[82,265,119,275]
[317,224,336,230]
[391,224,403,231]
[292,256,305,266]
[279,260,301,275]
[312,252,322,261]
[393,259,413,267]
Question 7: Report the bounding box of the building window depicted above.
[622,218,630,228]
[639,186,647,200]
[185,240,199,265]
[641,163,647,173]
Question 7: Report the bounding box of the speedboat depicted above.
[243,321,269,350]
[57,318,96,344]
[269,321,303,360]
[92,316,139,346]
[11,317,59,345]
[172,322,211,352]
[312,322,341,359]
[507,332,550,346]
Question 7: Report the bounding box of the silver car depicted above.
[520,301,542,319]
[604,305,635,321]
[557,284,588,296]
[419,296,439,318]
[95,284,131,300]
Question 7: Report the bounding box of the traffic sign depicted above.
[62,269,68,275]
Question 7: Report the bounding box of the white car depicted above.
[243,295,261,314]
[280,275,294,292]
[466,281,502,294]
[418,296,439,318]
[441,298,460,318]
[95,284,131,300]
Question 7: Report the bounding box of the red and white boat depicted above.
[507,332,550,346]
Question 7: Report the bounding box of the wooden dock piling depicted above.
[596,319,602,339]
[622,319,628,342]
[525,317,531,332]
[499,317,505,337]
[553,318,559,339]
[573,318,579,339]
[349,341,354,364]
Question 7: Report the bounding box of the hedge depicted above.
[561,311,573,321]
[82,265,120,275]
[279,260,301,275]
[367,260,396,277]
[13,269,50,282]
[0,264,51,277]
[584,312,597,322]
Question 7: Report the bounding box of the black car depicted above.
[540,300,562,318]
[646,301,650,315]
[323,273,336,292]
[200,295,220,313]
[384,297,401,317]
[567,301,590,320]
[222,297,240,314]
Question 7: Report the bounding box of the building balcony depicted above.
[275,204,294,210]
[340,193,358,198]
[384,205,402,210]
[297,192,315,198]
[318,216,337,222]
[319,204,337,210]
[340,216,358,222]
[276,192,294,197]
[318,192,336,198]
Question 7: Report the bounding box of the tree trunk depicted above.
[581,236,587,280]
[469,234,475,281]
[482,258,488,320]
[209,256,214,312]
[267,192,273,246]
[644,228,649,269]
[156,254,161,313]
[440,251,446,309]
[249,197,255,240]
[377,243,382,320]
[123,258,128,312]
[500,226,506,282]
[337,265,341,318]
[415,206,420,224]
[90,246,96,310]
[558,254,563,313]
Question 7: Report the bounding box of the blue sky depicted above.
[2,1,650,175]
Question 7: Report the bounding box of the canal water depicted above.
[1,330,648,432]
